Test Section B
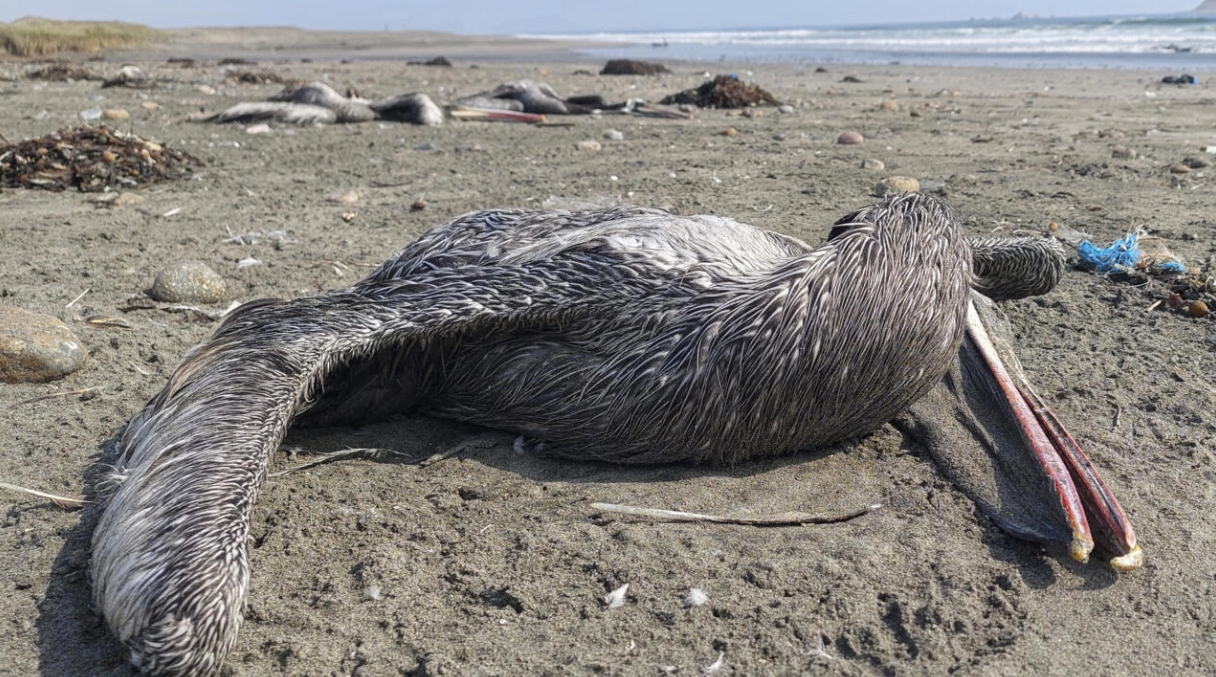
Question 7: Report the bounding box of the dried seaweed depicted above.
[0,126,204,192]
[26,63,102,81]
[600,59,671,76]
[407,56,452,67]
[227,70,288,85]
[660,74,781,108]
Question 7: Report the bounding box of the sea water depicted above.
[526,14,1216,71]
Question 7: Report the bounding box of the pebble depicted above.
[415,142,438,151]
[111,192,146,207]
[140,101,159,110]
[603,129,624,141]
[778,104,795,114]
[149,261,226,304]
[718,128,738,137]
[837,131,864,145]
[861,158,885,171]
[326,188,363,204]
[1170,164,1192,174]
[0,306,87,383]
[576,140,602,151]
[103,108,130,121]
[874,175,921,196]
[1111,146,1137,159]
[879,100,899,111]
[1183,156,1212,169]
[245,123,272,135]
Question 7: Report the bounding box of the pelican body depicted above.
[89,193,1138,676]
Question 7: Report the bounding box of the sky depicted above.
[0,1,1200,34]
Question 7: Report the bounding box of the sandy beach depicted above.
[2,28,1215,676]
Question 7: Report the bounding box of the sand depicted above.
[2,29,1215,677]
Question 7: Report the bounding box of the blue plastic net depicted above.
[1077,234,1140,273]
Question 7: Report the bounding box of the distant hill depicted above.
[1195,1,1216,13]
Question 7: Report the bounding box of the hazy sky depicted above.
[1,1,1199,34]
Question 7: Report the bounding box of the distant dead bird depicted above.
[454,79,603,114]
[204,81,443,126]
[90,193,1139,676]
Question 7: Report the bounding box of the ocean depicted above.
[526,14,1216,71]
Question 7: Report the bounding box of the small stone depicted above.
[1111,146,1137,159]
[195,84,216,95]
[861,158,885,171]
[576,140,602,151]
[778,104,795,114]
[1183,156,1211,169]
[110,192,146,207]
[1170,164,1192,174]
[603,129,624,141]
[326,188,363,204]
[879,100,899,111]
[149,261,226,304]
[741,108,763,118]
[772,133,786,141]
[718,128,738,137]
[1190,300,1209,318]
[140,101,159,110]
[102,108,130,121]
[874,175,920,196]
[838,131,864,145]
[909,109,921,118]
[341,211,358,223]
[415,142,439,151]
[0,306,87,383]
[245,123,272,135]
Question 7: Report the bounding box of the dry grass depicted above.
[0,17,162,57]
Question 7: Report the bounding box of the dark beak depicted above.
[899,293,1142,570]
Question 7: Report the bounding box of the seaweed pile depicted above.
[601,59,670,75]
[26,63,101,81]
[660,74,781,108]
[226,70,289,85]
[0,126,203,192]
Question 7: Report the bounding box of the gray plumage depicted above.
[205,82,443,126]
[90,193,1063,676]
[454,79,597,114]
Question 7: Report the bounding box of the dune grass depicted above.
[0,17,162,58]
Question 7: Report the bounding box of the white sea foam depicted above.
[524,14,1216,68]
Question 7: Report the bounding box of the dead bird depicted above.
[204,81,443,126]
[90,193,1138,676]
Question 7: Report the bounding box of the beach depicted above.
[2,28,1215,676]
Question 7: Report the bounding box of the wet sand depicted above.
[1,29,1215,676]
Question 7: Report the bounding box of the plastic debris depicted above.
[1077,233,1141,273]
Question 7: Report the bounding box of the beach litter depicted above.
[1054,223,1214,318]
[660,74,781,109]
[0,126,203,192]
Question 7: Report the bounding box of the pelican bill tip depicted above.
[1068,537,1093,565]
[1108,545,1144,572]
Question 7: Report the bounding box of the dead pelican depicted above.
[454,79,601,114]
[89,193,1139,676]
[205,81,443,126]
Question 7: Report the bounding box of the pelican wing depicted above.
[90,258,676,675]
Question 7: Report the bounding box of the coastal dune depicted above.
[0,28,1214,676]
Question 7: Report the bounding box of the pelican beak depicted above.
[963,299,1142,570]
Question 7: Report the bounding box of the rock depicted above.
[874,175,920,196]
[778,104,795,114]
[245,123,272,135]
[576,140,602,151]
[604,129,624,141]
[837,131,864,145]
[0,306,87,383]
[1183,156,1212,169]
[149,261,226,304]
[879,100,899,111]
[718,128,738,137]
[326,188,363,204]
[111,192,146,207]
[415,142,439,151]
[861,158,885,171]
[1170,164,1192,174]
[103,108,130,121]
[1111,146,1137,159]
[140,101,159,110]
